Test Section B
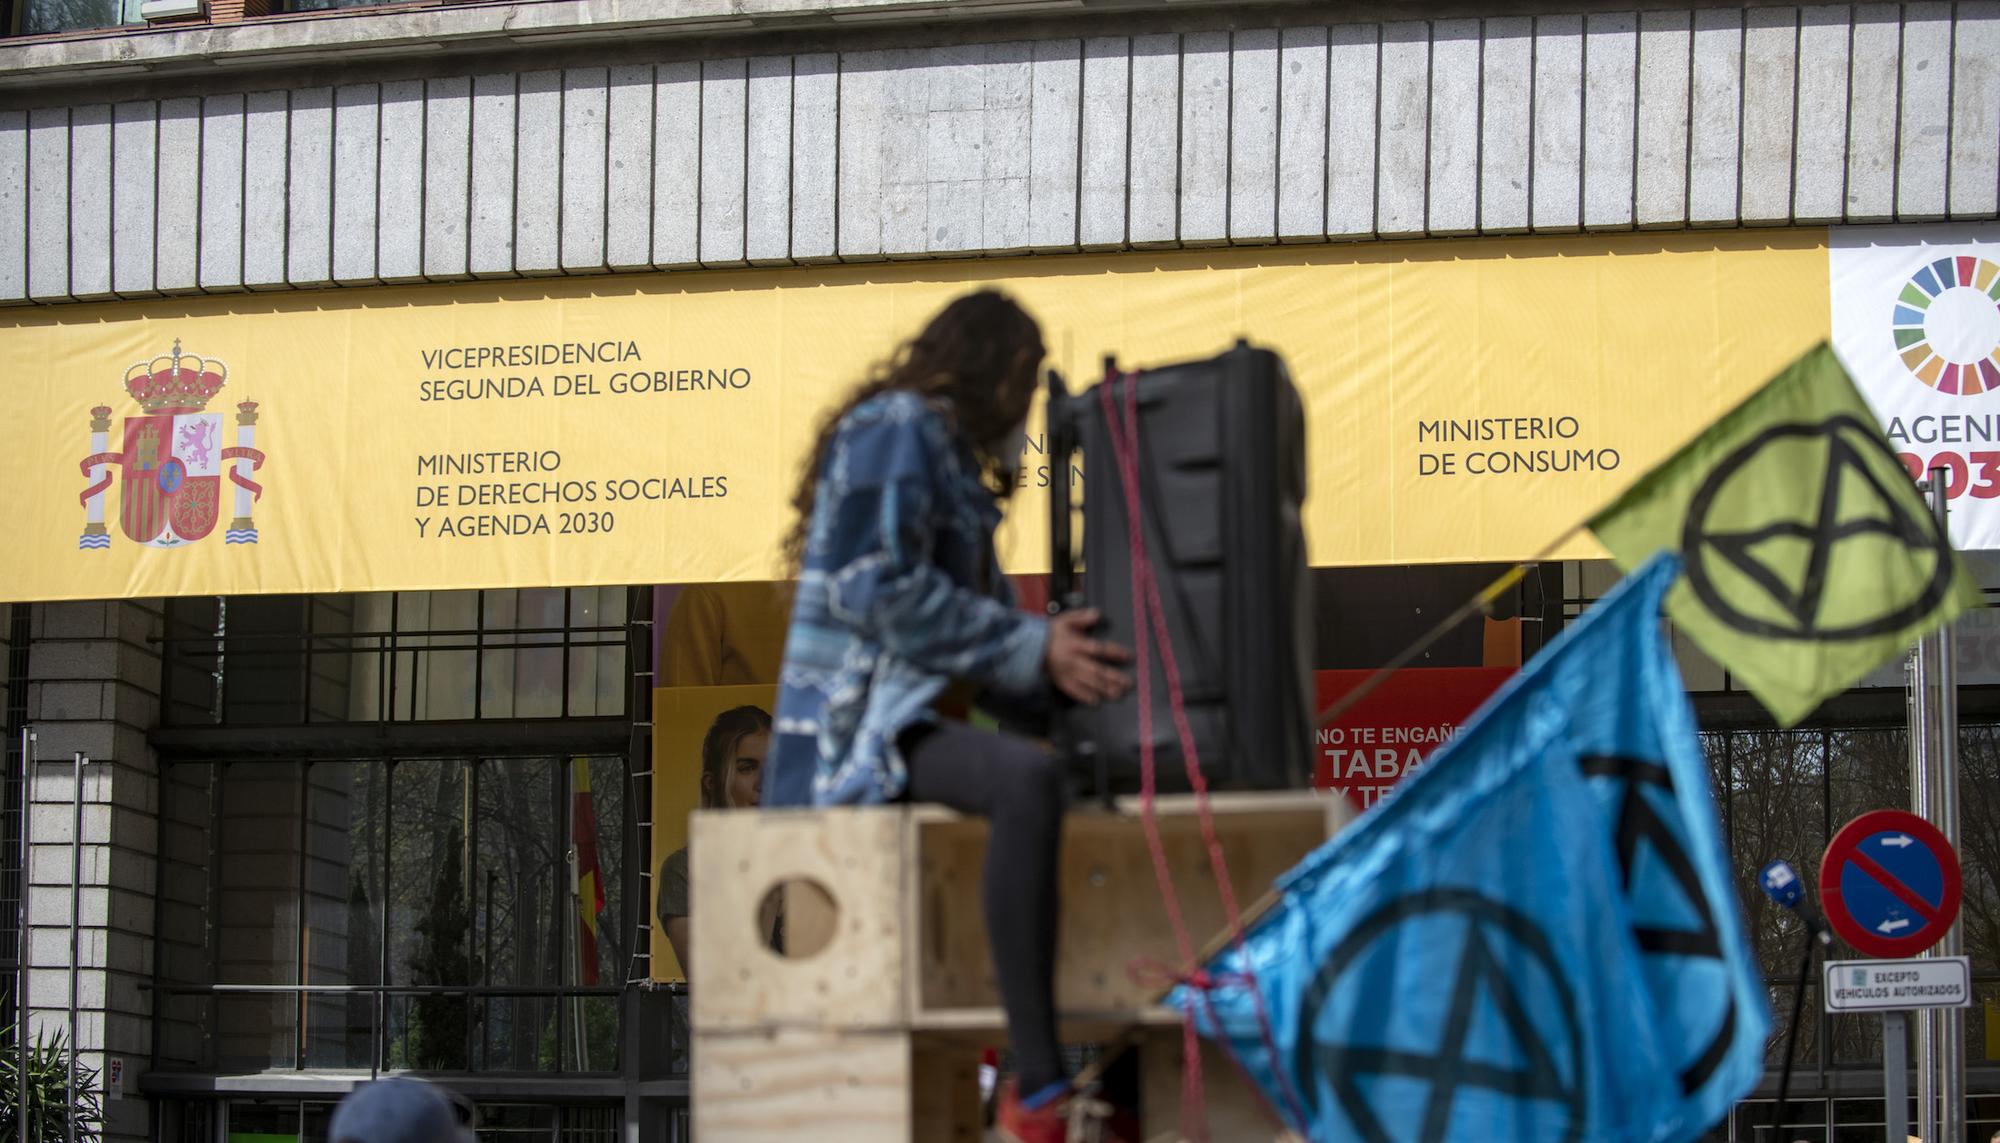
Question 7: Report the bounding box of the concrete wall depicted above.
[23,600,163,1143]
[1,3,1995,305]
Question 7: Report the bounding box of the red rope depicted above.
[1097,371,1311,1138]
[1098,373,1204,1138]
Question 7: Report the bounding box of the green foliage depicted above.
[533,996,620,1072]
[0,1022,104,1143]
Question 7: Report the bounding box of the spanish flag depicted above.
[572,759,607,986]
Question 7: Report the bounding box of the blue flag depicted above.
[1175,554,1769,1143]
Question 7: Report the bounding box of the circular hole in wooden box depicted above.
[757,877,839,959]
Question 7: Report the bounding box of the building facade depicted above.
[1,0,1998,1140]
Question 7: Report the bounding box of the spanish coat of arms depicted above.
[77,341,268,550]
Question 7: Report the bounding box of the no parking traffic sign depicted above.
[1819,809,1962,958]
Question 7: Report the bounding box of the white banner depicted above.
[1823,957,1971,1012]
[1831,223,2000,550]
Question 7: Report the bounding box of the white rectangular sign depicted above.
[1831,223,2000,551]
[1823,956,1972,1012]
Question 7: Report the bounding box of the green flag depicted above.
[1590,342,1981,726]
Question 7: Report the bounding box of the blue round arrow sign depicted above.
[1819,809,1962,958]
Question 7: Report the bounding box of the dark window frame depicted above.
[147,585,660,1083]
[160,587,632,729]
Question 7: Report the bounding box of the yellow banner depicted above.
[1,232,1830,601]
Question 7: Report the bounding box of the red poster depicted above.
[1009,574,1052,616]
[1314,668,1515,811]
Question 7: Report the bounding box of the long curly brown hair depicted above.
[783,290,1044,571]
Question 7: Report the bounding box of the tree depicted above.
[345,870,379,1066]
[405,824,471,1070]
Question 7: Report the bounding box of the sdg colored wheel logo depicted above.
[1891,256,2000,396]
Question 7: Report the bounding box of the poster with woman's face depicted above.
[647,581,790,981]
[646,576,1049,982]
[650,683,777,980]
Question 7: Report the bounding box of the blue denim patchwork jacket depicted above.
[764,391,1051,808]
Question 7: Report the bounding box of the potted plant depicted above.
[0,1024,104,1143]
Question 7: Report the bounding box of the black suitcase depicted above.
[1045,340,1312,797]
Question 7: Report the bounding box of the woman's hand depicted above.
[1045,609,1133,705]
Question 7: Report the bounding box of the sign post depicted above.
[1758,859,1832,1143]
[1821,809,1967,1143]
[1923,474,1966,1143]
[1822,956,1972,1143]
[1883,1010,1908,1143]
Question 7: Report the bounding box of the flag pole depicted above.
[1314,520,1586,731]
[1764,931,1816,1141]
[566,759,591,1074]
[1909,577,1938,1143]
[1178,518,1590,982]
[1081,521,1598,1096]
[1917,470,1966,1143]
[569,879,588,1072]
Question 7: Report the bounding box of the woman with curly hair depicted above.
[765,290,1132,1142]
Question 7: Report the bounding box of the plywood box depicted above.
[914,793,1346,1017]
[693,1028,916,1142]
[690,807,909,1032]
[688,790,1348,1140]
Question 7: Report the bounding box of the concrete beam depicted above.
[1,5,1996,305]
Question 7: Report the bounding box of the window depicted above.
[155,755,627,1075]
[161,588,630,726]
[11,0,139,35]
[1565,553,2000,698]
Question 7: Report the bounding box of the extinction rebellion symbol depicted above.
[1296,888,1588,1143]
[76,341,268,551]
[1681,414,1953,641]
[1290,757,1741,1142]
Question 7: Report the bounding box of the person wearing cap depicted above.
[329,1077,475,1143]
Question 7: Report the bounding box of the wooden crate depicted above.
[690,807,910,1032]
[913,793,1344,1017]
[689,790,1348,1141]
[694,1020,1291,1142]
[1136,1028,1309,1143]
